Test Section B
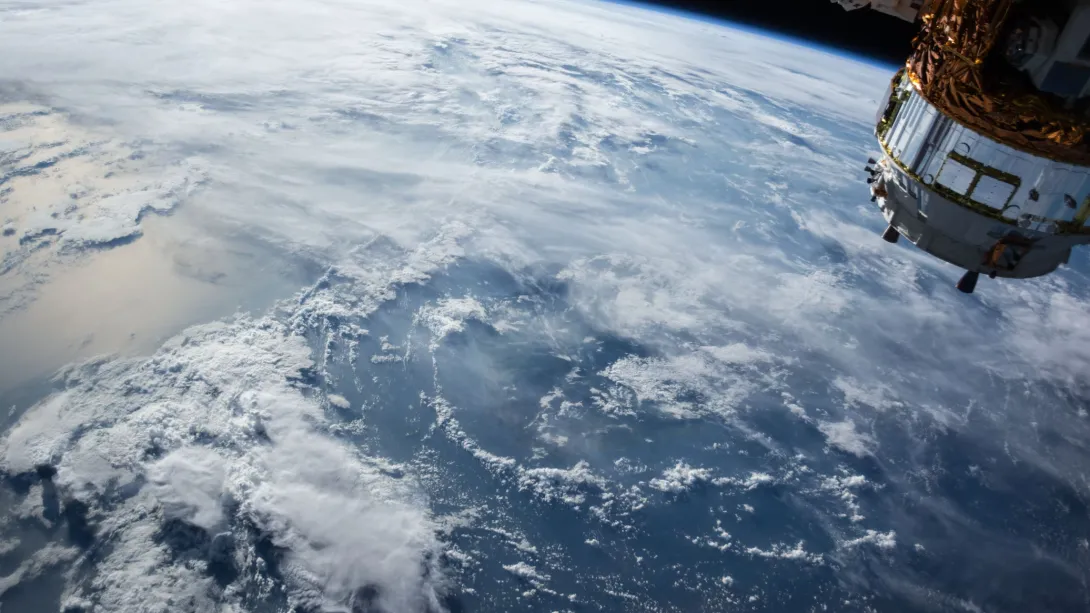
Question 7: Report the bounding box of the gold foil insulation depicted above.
[908,0,1090,165]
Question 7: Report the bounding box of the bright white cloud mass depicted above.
[1,0,1088,612]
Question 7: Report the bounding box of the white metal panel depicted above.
[829,0,920,21]
[972,175,1018,209]
[936,158,976,195]
[878,74,1090,233]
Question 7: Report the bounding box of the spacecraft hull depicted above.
[876,164,1087,278]
[872,71,1090,280]
[834,0,1090,290]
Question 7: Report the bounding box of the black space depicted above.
[640,0,919,64]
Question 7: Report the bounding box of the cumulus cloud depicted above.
[148,447,229,531]
[649,461,714,493]
[818,420,875,457]
[0,317,446,612]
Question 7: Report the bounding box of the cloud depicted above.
[648,461,713,493]
[148,447,229,531]
[818,419,875,457]
[1,317,445,612]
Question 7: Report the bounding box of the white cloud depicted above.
[599,352,757,420]
[148,447,228,531]
[842,529,896,550]
[649,461,713,493]
[517,460,607,505]
[743,541,823,565]
[415,296,488,346]
[503,560,549,584]
[0,317,445,612]
[327,393,351,409]
[818,420,875,457]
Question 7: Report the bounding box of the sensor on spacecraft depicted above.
[834,0,1090,293]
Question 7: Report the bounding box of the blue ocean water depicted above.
[305,255,1089,612]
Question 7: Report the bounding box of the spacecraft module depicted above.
[834,0,1090,293]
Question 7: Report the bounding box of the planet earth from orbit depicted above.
[1,1,1089,612]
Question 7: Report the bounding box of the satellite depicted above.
[833,0,1090,293]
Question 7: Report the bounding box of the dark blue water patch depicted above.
[972,556,1086,612]
[0,479,99,611]
[412,431,520,518]
[340,365,438,464]
[323,365,636,608]
[738,391,838,457]
[1,466,53,499]
[318,260,588,460]
[157,516,212,556]
[459,470,860,612]
[791,380,1090,610]
[0,374,61,434]
[867,491,1090,612]
[548,415,678,471]
[918,425,1089,548]
[36,478,61,531]
[432,461,813,612]
[60,499,94,550]
[226,524,294,613]
[435,338,568,420]
[0,566,66,613]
